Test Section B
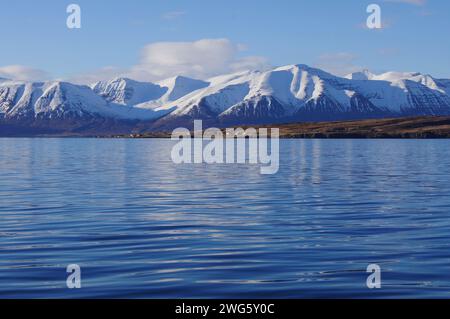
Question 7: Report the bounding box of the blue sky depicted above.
[0,0,449,82]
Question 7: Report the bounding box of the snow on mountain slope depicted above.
[92,78,166,106]
[246,64,358,111]
[348,70,445,92]
[92,76,209,115]
[135,76,209,111]
[163,65,391,123]
[0,80,164,120]
[165,70,258,117]
[157,76,209,103]
[345,70,450,114]
[2,64,450,132]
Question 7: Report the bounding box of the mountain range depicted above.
[1,64,450,135]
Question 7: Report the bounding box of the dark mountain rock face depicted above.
[219,96,287,124]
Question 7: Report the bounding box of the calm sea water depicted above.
[1,138,450,298]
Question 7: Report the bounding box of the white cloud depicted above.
[229,56,270,73]
[384,0,426,5]
[314,53,365,77]
[2,39,270,85]
[123,38,270,82]
[0,65,51,82]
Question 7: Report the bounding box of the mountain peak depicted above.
[111,77,140,84]
[92,77,166,106]
[273,64,338,80]
[274,64,314,72]
[2,64,450,134]
[172,75,197,82]
[157,75,209,101]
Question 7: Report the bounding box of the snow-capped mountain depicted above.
[92,76,209,110]
[1,64,450,134]
[0,80,167,121]
[157,64,450,126]
[156,76,210,105]
[91,77,166,106]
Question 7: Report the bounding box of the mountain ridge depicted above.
[1,64,450,135]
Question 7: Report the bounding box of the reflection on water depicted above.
[1,138,450,298]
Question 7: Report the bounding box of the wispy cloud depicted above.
[314,53,365,77]
[72,39,270,84]
[161,11,186,20]
[0,65,51,82]
[384,0,426,6]
[127,38,270,81]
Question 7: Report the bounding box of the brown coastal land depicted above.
[124,116,450,139]
[3,116,450,138]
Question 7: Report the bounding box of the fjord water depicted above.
[1,138,450,298]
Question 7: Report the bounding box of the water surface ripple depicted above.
[1,139,450,298]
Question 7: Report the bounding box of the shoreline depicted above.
[2,116,450,139]
[113,116,450,139]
